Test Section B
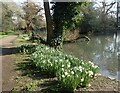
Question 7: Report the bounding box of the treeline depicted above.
[1,1,45,33]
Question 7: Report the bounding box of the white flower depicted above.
[76,74,79,78]
[48,59,50,62]
[59,59,63,62]
[94,65,98,68]
[88,71,93,76]
[81,78,84,82]
[71,71,74,75]
[50,63,53,66]
[81,62,84,65]
[81,60,83,62]
[43,60,45,63]
[62,65,64,67]
[67,64,70,68]
[88,84,91,87]
[55,60,58,62]
[24,37,29,40]
[62,68,64,71]
[88,61,92,63]
[89,61,94,66]
[62,75,65,78]
[79,66,82,69]
[80,69,82,72]
[46,47,49,50]
[66,59,69,62]
[64,72,68,76]
[74,67,78,71]
[67,74,70,77]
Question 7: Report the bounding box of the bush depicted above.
[30,44,98,92]
[19,44,38,54]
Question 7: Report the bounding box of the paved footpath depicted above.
[0,35,18,92]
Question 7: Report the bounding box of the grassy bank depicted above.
[12,44,98,92]
[12,46,120,92]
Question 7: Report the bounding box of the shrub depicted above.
[30,44,98,92]
[19,44,38,54]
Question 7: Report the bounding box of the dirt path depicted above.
[0,35,18,91]
[0,35,18,47]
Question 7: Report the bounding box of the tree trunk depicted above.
[44,0,53,45]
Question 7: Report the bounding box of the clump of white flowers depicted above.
[30,44,98,92]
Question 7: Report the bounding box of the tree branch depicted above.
[105,2,116,14]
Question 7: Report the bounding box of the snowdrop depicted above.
[62,64,64,67]
[59,59,63,62]
[30,44,98,92]
[71,71,74,75]
[62,75,65,78]
[88,61,94,66]
[64,72,68,76]
[43,60,45,63]
[67,64,70,68]
[81,78,84,82]
[46,47,49,50]
[62,68,64,71]
[94,65,98,69]
[88,71,94,76]
[76,74,79,78]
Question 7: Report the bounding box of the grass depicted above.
[10,40,120,92]
[0,34,7,38]
[0,30,20,38]
[14,34,32,45]
[0,32,7,38]
[12,44,98,92]
[12,54,59,92]
[30,44,97,92]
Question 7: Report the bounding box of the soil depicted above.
[77,74,120,92]
[0,35,18,91]
[0,35,120,92]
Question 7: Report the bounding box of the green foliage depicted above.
[50,2,88,49]
[25,81,38,91]
[80,2,116,33]
[52,2,87,30]
[0,32,7,35]
[0,32,7,38]
[19,44,38,54]
[2,3,13,32]
[30,44,98,92]
[22,2,44,32]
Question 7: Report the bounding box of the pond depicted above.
[63,30,120,80]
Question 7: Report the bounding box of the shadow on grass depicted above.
[15,59,55,79]
[15,57,61,92]
[1,47,20,56]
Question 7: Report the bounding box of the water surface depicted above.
[63,31,120,80]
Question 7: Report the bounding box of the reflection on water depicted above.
[63,31,120,80]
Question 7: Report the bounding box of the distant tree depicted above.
[97,1,116,31]
[22,1,43,33]
[2,3,13,32]
[80,1,116,33]
[17,19,26,30]
[100,1,116,30]
[80,2,101,33]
